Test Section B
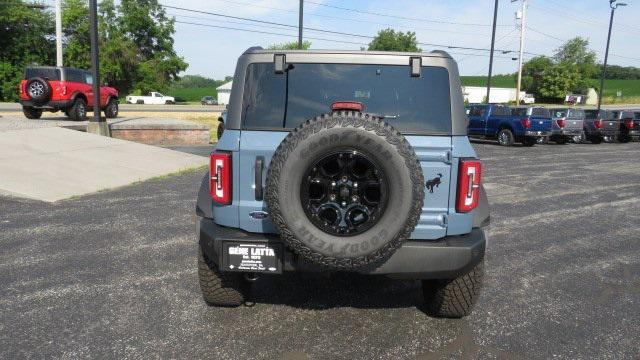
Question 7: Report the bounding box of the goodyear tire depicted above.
[198,248,247,307]
[422,260,484,318]
[265,111,424,270]
[26,77,52,105]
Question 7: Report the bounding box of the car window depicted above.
[25,68,61,81]
[491,106,510,116]
[510,108,526,117]
[84,72,93,85]
[551,109,566,118]
[467,106,485,117]
[242,62,452,134]
[634,112,640,120]
[532,108,550,117]
[584,110,601,119]
[567,109,584,119]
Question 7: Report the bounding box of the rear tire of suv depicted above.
[104,98,118,118]
[497,129,514,146]
[618,133,631,143]
[22,106,43,119]
[198,248,247,307]
[522,137,536,147]
[422,260,484,318]
[69,98,88,121]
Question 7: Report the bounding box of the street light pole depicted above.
[298,0,304,49]
[598,0,626,111]
[515,0,527,105]
[486,0,499,104]
[86,0,109,136]
[55,0,63,67]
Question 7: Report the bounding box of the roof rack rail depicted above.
[243,46,264,54]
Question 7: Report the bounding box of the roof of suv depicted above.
[243,47,452,59]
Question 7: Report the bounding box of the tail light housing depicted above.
[456,160,482,213]
[210,151,232,204]
[593,119,603,129]
[331,101,364,112]
[624,119,634,129]
[521,117,531,129]
[19,82,23,95]
[556,119,566,128]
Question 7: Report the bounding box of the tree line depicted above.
[0,0,187,102]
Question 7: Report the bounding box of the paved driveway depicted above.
[1,142,639,359]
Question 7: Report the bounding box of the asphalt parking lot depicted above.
[1,141,639,359]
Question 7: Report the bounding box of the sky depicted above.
[45,0,640,80]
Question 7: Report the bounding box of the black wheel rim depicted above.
[300,149,389,237]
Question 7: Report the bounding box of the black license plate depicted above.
[222,242,283,274]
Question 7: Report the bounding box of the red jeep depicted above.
[19,66,119,120]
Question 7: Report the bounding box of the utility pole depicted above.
[55,0,63,67]
[515,0,527,105]
[298,0,304,49]
[598,0,627,111]
[86,0,109,136]
[486,0,499,104]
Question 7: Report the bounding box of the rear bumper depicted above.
[551,129,582,137]
[20,99,73,109]
[524,130,550,137]
[197,217,486,280]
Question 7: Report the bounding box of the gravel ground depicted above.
[1,141,639,359]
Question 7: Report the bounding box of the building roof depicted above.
[216,81,233,91]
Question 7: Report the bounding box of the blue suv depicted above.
[195,48,490,318]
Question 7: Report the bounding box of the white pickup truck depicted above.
[125,92,175,105]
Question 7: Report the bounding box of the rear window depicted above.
[491,106,511,116]
[511,108,527,117]
[25,68,60,81]
[567,109,585,119]
[634,112,640,120]
[242,62,452,134]
[532,108,550,117]
[467,106,486,117]
[584,110,603,119]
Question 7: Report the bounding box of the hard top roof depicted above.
[242,46,451,58]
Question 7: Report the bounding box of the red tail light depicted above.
[19,82,23,94]
[456,160,482,213]
[521,117,531,129]
[624,119,634,129]
[331,101,364,112]
[556,119,566,128]
[594,119,603,129]
[210,151,232,205]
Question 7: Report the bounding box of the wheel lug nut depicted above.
[341,176,348,182]
[353,182,358,188]
[329,194,336,201]
[352,195,358,202]
[341,201,347,207]
[331,181,336,187]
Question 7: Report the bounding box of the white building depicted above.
[216,81,233,105]
[462,86,526,104]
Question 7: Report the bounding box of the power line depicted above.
[304,0,513,27]
[203,0,499,37]
[163,4,531,55]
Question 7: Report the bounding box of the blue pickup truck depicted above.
[466,104,552,146]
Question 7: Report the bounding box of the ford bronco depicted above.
[195,48,490,318]
[19,66,119,120]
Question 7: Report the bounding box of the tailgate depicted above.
[529,117,552,132]
[565,118,584,131]
[603,119,619,132]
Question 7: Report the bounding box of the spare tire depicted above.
[26,77,52,105]
[265,111,424,269]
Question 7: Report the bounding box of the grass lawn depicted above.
[460,75,516,88]
[167,87,218,102]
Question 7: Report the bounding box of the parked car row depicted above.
[465,104,639,146]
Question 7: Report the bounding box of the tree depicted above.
[268,41,311,50]
[368,29,420,52]
[0,1,55,101]
[537,63,580,99]
[520,55,553,94]
[62,0,91,68]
